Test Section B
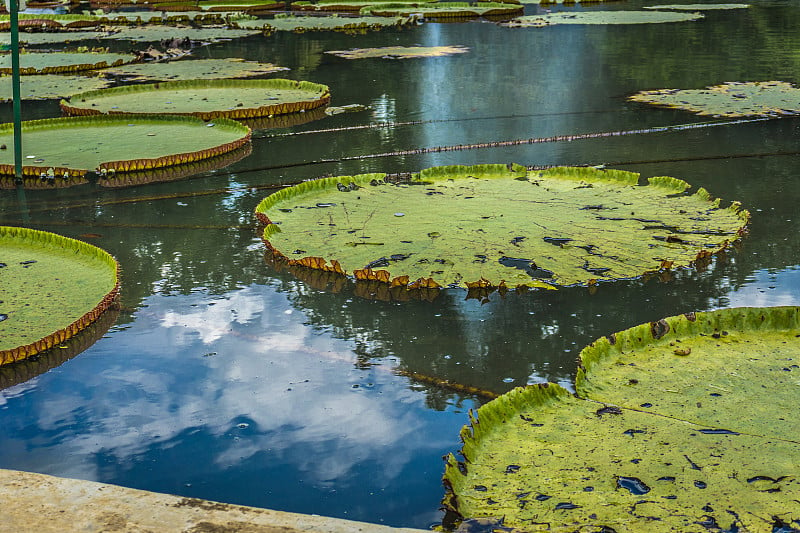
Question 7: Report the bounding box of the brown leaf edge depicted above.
[0,227,121,365]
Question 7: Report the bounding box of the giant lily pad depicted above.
[629,80,800,118]
[443,307,800,531]
[98,58,288,82]
[93,25,260,43]
[0,51,135,75]
[502,10,703,27]
[254,164,748,290]
[0,74,112,101]
[363,1,524,17]
[0,226,120,364]
[61,78,330,119]
[325,45,469,59]
[236,14,418,33]
[643,3,749,9]
[0,32,111,46]
[0,115,251,177]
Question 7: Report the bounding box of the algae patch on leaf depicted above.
[0,226,120,364]
[325,45,469,60]
[629,80,800,117]
[255,164,748,291]
[443,307,800,532]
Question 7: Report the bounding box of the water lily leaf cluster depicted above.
[198,0,285,12]
[502,10,703,27]
[0,115,251,178]
[61,79,330,119]
[98,58,288,81]
[325,45,469,59]
[0,226,120,364]
[254,164,748,291]
[443,306,800,531]
[0,74,112,101]
[0,51,135,75]
[629,81,800,118]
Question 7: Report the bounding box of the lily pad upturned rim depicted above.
[0,226,120,365]
[0,115,252,178]
[443,306,800,530]
[255,164,749,292]
[0,51,135,75]
[60,78,331,120]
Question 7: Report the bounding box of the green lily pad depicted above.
[0,74,112,101]
[362,1,524,17]
[643,3,749,9]
[61,78,330,119]
[94,25,260,43]
[236,14,417,32]
[0,51,135,75]
[98,58,288,82]
[443,307,800,531]
[629,80,800,118]
[0,32,110,46]
[325,45,469,59]
[502,10,703,27]
[0,226,120,364]
[0,115,251,177]
[198,0,284,12]
[254,164,748,290]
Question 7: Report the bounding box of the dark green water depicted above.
[1,1,800,527]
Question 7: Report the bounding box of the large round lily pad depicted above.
[443,307,800,531]
[0,74,112,101]
[94,25,261,43]
[0,51,135,75]
[61,78,330,120]
[363,1,524,17]
[98,58,288,82]
[643,3,749,10]
[0,226,120,364]
[254,164,748,290]
[236,14,416,32]
[325,45,469,59]
[0,115,251,177]
[502,10,703,27]
[629,80,800,118]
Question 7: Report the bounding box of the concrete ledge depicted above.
[0,469,429,533]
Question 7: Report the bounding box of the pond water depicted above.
[2,1,800,528]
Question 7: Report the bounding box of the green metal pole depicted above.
[10,0,23,186]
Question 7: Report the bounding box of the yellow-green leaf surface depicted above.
[643,3,749,9]
[443,307,800,531]
[325,45,469,59]
[0,32,109,46]
[94,25,260,42]
[0,115,250,177]
[578,307,800,440]
[0,226,119,364]
[629,81,800,118]
[363,1,523,17]
[502,10,703,27]
[61,79,330,119]
[0,74,112,101]
[239,14,417,31]
[255,165,748,289]
[98,58,289,82]
[0,51,135,75]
